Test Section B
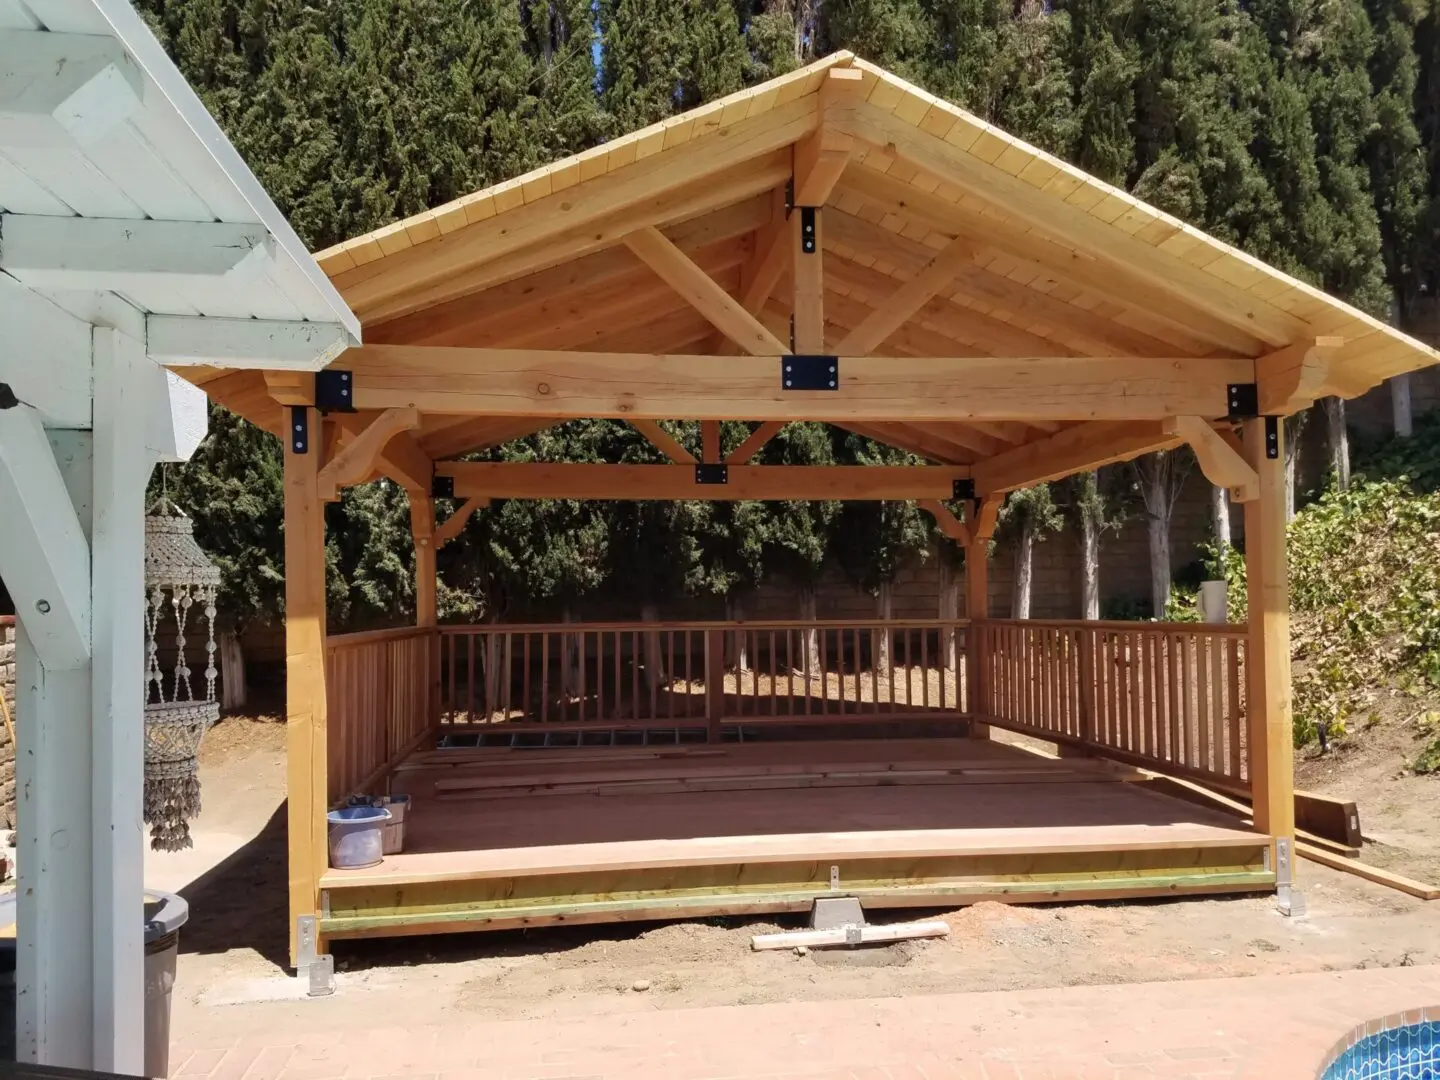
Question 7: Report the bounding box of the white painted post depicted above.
[8,331,151,1074]
[88,328,149,1071]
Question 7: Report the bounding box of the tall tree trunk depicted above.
[724,594,749,672]
[1284,412,1306,522]
[218,630,246,711]
[1212,485,1231,559]
[640,602,665,693]
[937,553,959,671]
[1145,469,1171,618]
[797,584,821,682]
[484,619,503,719]
[1012,522,1035,619]
[873,581,893,678]
[1079,512,1099,621]
[1392,374,1413,438]
[1325,396,1350,490]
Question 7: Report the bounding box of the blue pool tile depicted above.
[1321,1021,1440,1080]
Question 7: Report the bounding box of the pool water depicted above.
[1320,1020,1440,1079]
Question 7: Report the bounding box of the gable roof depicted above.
[196,53,1437,474]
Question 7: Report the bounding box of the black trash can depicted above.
[142,891,188,1079]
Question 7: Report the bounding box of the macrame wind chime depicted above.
[143,499,222,851]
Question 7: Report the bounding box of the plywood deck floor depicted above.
[318,738,1275,939]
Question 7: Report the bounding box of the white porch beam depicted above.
[0,215,276,291]
[0,272,94,428]
[145,315,353,371]
[0,31,142,147]
[0,402,91,670]
[145,367,209,463]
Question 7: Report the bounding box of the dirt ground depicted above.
[159,713,1440,1033]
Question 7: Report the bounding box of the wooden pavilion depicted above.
[176,54,1440,969]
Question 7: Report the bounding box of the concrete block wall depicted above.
[0,617,14,829]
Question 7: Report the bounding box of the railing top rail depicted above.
[326,626,436,648]
[976,618,1248,637]
[438,618,973,634]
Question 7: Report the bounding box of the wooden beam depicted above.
[437,462,971,501]
[726,421,787,464]
[1163,415,1259,502]
[330,413,432,493]
[919,500,971,546]
[834,167,1266,358]
[1241,417,1295,848]
[410,496,437,629]
[332,91,823,321]
[147,316,352,371]
[835,237,975,356]
[835,103,1308,348]
[737,187,792,316]
[837,422,972,464]
[630,419,697,464]
[434,496,487,548]
[624,226,790,355]
[0,214,273,291]
[701,421,721,463]
[793,128,854,209]
[0,30,141,147]
[1256,336,1345,414]
[317,407,422,500]
[283,407,329,966]
[973,420,1182,495]
[964,498,996,738]
[968,495,1002,542]
[343,346,1251,422]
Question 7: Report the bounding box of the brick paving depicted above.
[169,965,1440,1080]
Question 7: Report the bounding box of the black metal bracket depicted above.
[289,406,309,454]
[781,355,839,391]
[953,478,975,501]
[315,369,356,413]
[695,463,729,485]
[1265,416,1280,459]
[431,474,455,500]
[0,383,17,410]
[1226,382,1258,420]
[799,207,818,254]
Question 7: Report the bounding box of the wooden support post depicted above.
[411,495,439,729]
[965,497,1000,739]
[1241,417,1295,847]
[793,205,825,354]
[284,407,330,967]
[705,626,725,743]
[701,421,721,464]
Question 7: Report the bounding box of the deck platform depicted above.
[318,738,1274,940]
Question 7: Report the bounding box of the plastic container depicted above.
[144,889,189,1078]
[327,805,392,869]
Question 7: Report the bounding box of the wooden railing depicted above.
[973,619,1249,792]
[438,619,969,738]
[326,627,437,802]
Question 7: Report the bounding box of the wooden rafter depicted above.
[972,420,1180,496]
[834,236,975,356]
[343,346,1250,422]
[835,103,1307,348]
[1163,416,1259,502]
[437,461,971,501]
[630,419,697,464]
[318,407,423,500]
[834,166,1265,358]
[624,226,791,356]
[726,421,787,464]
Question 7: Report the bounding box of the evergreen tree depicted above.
[821,0,932,74]
[1058,0,1136,185]
[523,0,608,161]
[997,485,1063,619]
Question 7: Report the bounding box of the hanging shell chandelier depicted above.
[143,500,222,852]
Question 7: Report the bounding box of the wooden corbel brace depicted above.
[434,496,488,548]
[726,421,787,464]
[1256,336,1344,414]
[967,494,1003,543]
[919,499,971,547]
[318,406,421,500]
[629,419,695,464]
[1163,415,1259,503]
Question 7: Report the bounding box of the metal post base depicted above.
[296,915,335,997]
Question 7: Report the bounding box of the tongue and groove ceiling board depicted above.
[182,52,1438,496]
